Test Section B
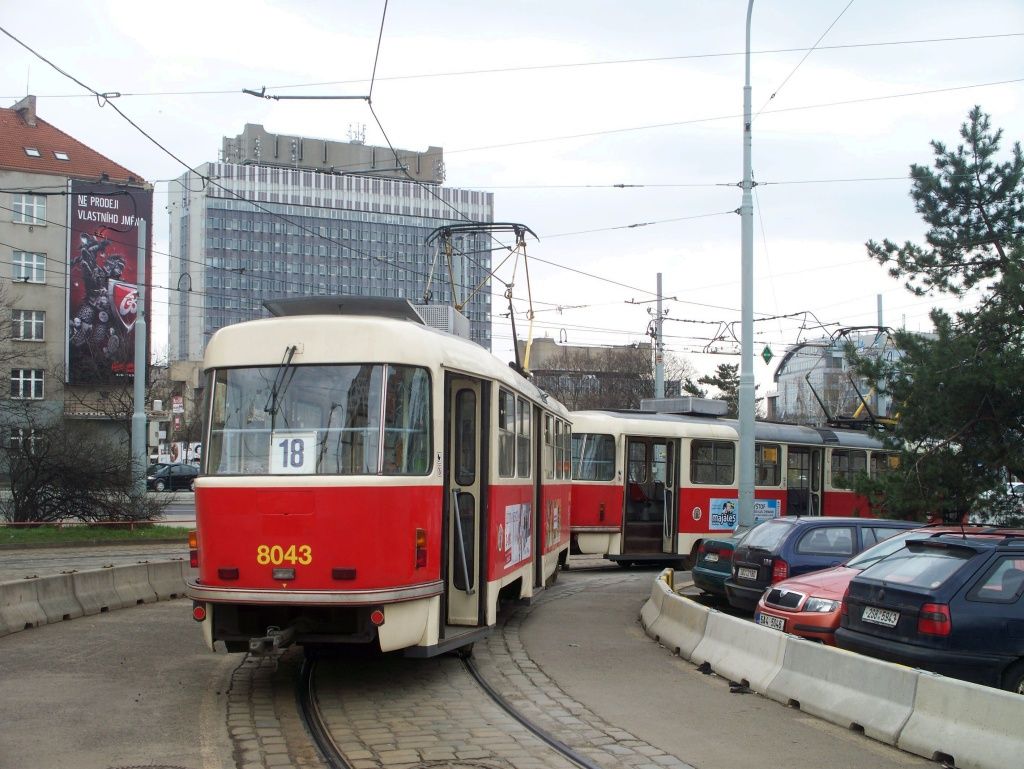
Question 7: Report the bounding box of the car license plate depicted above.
[862,606,900,627]
[738,567,758,581]
[757,613,785,632]
[704,553,719,563]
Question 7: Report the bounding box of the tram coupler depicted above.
[249,625,296,655]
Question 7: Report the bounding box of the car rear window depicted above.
[742,520,792,550]
[858,544,974,589]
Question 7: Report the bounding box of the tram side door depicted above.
[787,447,823,516]
[623,437,674,554]
[446,377,483,626]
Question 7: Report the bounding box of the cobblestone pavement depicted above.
[222,568,694,769]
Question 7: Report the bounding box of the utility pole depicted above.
[738,0,756,528]
[655,272,665,398]
[131,220,148,498]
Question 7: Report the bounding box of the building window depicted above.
[11,369,44,399]
[24,147,41,157]
[9,428,40,454]
[12,194,46,224]
[53,151,70,161]
[13,251,46,283]
[12,310,44,341]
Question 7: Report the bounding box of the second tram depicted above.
[187,298,571,656]
[569,407,895,568]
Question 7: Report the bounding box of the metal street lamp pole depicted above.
[738,0,756,527]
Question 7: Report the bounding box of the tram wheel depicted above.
[456,643,475,659]
[616,561,634,569]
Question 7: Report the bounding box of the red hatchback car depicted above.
[755,525,1018,644]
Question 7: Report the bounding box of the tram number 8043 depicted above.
[256,544,313,566]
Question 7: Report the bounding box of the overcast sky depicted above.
[3,1,1022,392]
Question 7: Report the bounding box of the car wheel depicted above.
[1003,660,1024,694]
[189,478,196,492]
[154,479,167,492]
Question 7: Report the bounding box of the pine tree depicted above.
[852,107,1024,522]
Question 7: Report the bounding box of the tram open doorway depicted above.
[787,446,823,515]
[611,436,684,567]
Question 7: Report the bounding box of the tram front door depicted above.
[623,437,676,554]
[787,447,823,516]
[446,377,483,626]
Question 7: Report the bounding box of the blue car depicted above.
[724,516,919,612]
[837,532,1024,692]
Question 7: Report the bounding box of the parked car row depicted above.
[691,515,1024,693]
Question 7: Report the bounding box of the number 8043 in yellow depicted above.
[256,544,312,566]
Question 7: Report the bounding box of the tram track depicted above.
[296,657,353,769]
[461,654,606,769]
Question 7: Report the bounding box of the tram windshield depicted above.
[205,364,431,476]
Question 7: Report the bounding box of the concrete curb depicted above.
[641,568,1024,769]
[0,560,188,640]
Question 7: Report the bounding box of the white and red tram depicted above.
[187,298,571,656]
[569,408,894,568]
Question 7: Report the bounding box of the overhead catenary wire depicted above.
[3,31,1020,100]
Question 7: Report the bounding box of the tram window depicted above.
[555,420,569,480]
[571,433,615,481]
[544,415,555,480]
[562,421,572,479]
[498,389,515,478]
[382,365,431,475]
[691,440,735,485]
[652,443,670,485]
[871,452,899,478]
[454,389,476,486]
[517,397,531,479]
[831,449,868,489]
[628,442,647,483]
[755,443,781,486]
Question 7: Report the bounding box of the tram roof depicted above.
[203,310,569,418]
[569,410,884,449]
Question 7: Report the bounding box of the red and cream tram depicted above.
[570,407,895,568]
[187,298,571,656]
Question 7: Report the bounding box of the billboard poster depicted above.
[67,181,152,385]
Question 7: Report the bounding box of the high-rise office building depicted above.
[167,124,495,361]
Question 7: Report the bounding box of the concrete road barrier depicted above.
[35,574,85,624]
[0,579,46,637]
[649,590,710,659]
[765,635,919,745]
[112,563,159,607]
[898,671,1024,769]
[640,570,670,633]
[72,567,130,615]
[147,560,187,600]
[690,610,788,691]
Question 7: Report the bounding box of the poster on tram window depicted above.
[754,499,781,523]
[66,180,152,385]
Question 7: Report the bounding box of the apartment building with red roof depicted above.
[0,95,153,462]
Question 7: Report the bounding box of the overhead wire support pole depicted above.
[655,273,664,399]
[738,0,756,528]
[131,219,148,500]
